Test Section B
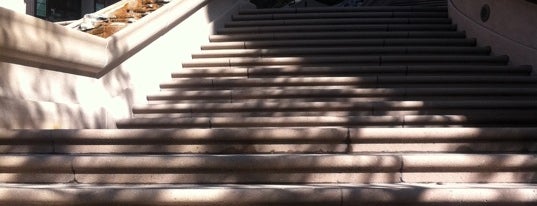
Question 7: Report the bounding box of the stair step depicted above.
[116,112,537,128]
[2,154,535,184]
[132,100,537,115]
[161,76,536,89]
[201,39,476,50]
[232,11,448,21]
[182,55,506,68]
[2,128,537,154]
[1,183,535,205]
[133,110,537,119]
[209,31,466,42]
[192,47,491,58]
[238,6,448,14]
[147,88,537,102]
[172,65,533,78]
[218,24,456,34]
[147,97,537,104]
[224,18,452,27]
[366,0,447,7]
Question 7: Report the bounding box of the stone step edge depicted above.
[181,55,507,68]
[2,127,537,143]
[191,47,491,58]
[201,39,476,50]
[148,88,537,100]
[2,127,536,143]
[161,75,536,88]
[172,65,533,78]
[115,114,537,128]
[1,183,535,205]
[217,24,457,34]
[232,12,449,21]
[238,6,448,14]
[133,100,537,114]
[2,154,536,173]
[208,31,467,42]
[224,18,452,27]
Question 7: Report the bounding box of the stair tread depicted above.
[209,31,467,41]
[149,87,537,97]
[202,38,476,49]
[162,76,537,87]
[218,24,457,34]
[172,65,532,78]
[232,11,448,21]
[224,18,452,27]
[192,46,491,58]
[239,6,448,14]
[182,55,506,68]
[3,154,536,176]
[1,183,535,205]
[116,113,537,129]
[135,100,537,110]
[2,127,536,142]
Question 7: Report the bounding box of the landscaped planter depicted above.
[77,0,170,38]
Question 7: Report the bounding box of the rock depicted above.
[79,13,109,31]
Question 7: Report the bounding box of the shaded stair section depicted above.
[2,5,537,205]
[120,6,536,128]
[363,0,447,7]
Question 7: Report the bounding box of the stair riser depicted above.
[225,18,452,27]
[219,24,456,34]
[146,97,537,105]
[182,56,506,68]
[202,39,476,50]
[133,101,537,114]
[238,7,449,15]
[148,88,537,101]
[3,128,537,154]
[132,109,537,117]
[232,12,448,21]
[4,142,536,154]
[161,76,535,89]
[132,110,537,118]
[173,66,532,78]
[209,31,467,42]
[161,84,537,91]
[116,114,537,128]
[2,155,535,183]
[192,47,491,58]
[4,173,533,184]
[2,185,536,206]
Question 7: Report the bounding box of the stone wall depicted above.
[448,0,537,72]
[0,0,253,129]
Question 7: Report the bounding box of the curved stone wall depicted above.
[448,0,537,72]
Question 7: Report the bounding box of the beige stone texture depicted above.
[0,0,253,129]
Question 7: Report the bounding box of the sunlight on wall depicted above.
[0,0,26,14]
[0,0,252,129]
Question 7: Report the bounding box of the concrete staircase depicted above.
[2,6,537,205]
